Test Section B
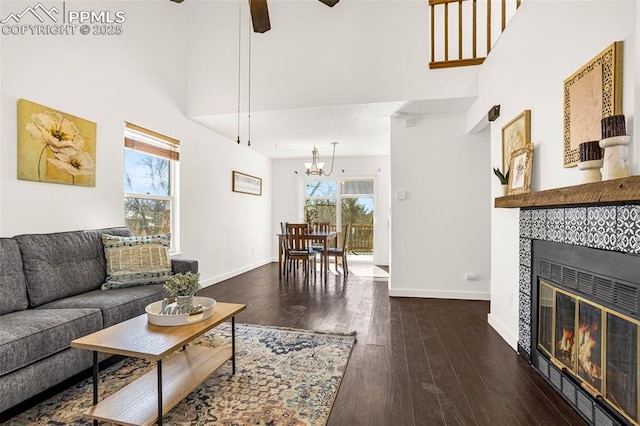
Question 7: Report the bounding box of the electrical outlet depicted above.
[465,273,479,281]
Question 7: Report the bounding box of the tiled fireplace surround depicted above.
[517,204,640,426]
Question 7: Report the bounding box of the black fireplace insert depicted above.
[530,240,640,426]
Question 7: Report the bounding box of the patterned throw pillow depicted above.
[101,233,172,290]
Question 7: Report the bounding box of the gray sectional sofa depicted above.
[0,227,198,416]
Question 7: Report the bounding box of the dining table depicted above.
[277,231,338,283]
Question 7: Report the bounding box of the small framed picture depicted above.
[501,110,531,174]
[508,144,534,195]
[232,170,262,196]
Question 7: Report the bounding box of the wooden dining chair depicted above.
[311,222,330,234]
[280,222,289,276]
[310,222,330,275]
[284,223,317,281]
[327,222,351,275]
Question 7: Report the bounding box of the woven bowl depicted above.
[145,296,216,326]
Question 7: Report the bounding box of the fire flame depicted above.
[578,322,601,380]
[558,328,574,353]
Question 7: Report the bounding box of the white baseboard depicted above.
[200,258,272,288]
[487,313,518,351]
[388,287,490,301]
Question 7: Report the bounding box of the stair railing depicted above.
[429,0,522,69]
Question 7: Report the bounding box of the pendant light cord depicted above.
[236,0,241,144]
[247,3,252,148]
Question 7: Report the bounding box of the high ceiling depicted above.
[182,0,480,160]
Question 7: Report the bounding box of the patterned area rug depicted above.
[6,323,356,426]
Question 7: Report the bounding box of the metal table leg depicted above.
[157,360,163,425]
[232,317,236,374]
[93,351,98,426]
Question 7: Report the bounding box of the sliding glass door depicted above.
[304,178,374,261]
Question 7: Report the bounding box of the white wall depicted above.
[0,1,273,286]
[389,112,491,300]
[636,0,640,145]
[271,155,390,265]
[186,0,480,117]
[466,0,638,348]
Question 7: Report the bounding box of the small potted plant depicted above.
[163,272,201,309]
[493,167,510,196]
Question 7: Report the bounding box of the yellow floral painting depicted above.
[17,99,96,187]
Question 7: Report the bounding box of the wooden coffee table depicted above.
[71,302,246,426]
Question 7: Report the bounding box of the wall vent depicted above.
[562,377,577,405]
[577,272,594,294]
[562,267,577,289]
[577,391,594,421]
[540,260,551,278]
[537,355,549,379]
[614,282,638,313]
[594,277,614,303]
[594,406,615,426]
[551,264,562,282]
[539,258,638,316]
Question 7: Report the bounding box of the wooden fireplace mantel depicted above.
[494,176,640,209]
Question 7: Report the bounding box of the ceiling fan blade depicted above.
[249,0,271,33]
[318,0,340,7]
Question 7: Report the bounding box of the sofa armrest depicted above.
[171,259,199,275]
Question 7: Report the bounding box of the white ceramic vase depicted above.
[600,136,631,180]
[577,159,603,183]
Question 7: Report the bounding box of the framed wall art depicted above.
[508,144,534,196]
[501,109,531,174]
[232,170,262,196]
[563,41,623,168]
[17,99,96,187]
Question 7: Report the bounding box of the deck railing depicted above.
[348,224,373,254]
[429,0,522,69]
[318,223,374,254]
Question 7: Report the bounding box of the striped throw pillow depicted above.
[101,233,172,290]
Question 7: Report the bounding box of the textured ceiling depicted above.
[192,101,402,159]
[192,98,476,159]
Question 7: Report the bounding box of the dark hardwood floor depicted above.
[1,262,585,425]
[199,262,586,426]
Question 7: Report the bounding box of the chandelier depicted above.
[305,142,338,176]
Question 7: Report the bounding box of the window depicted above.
[124,122,179,252]
[305,181,337,224]
[304,178,374,255]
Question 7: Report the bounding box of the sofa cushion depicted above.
[0,308,102,376]
[14,227,133,307]
[0,238,29,315]
[102,233,172,290]
[171,258,199,275]
[38,284,166,328]
[0,345,94,414]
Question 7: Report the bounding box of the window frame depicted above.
[123,123,180,254]
[303,177,376,243]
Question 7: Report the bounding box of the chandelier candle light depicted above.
[305,142,338,176]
